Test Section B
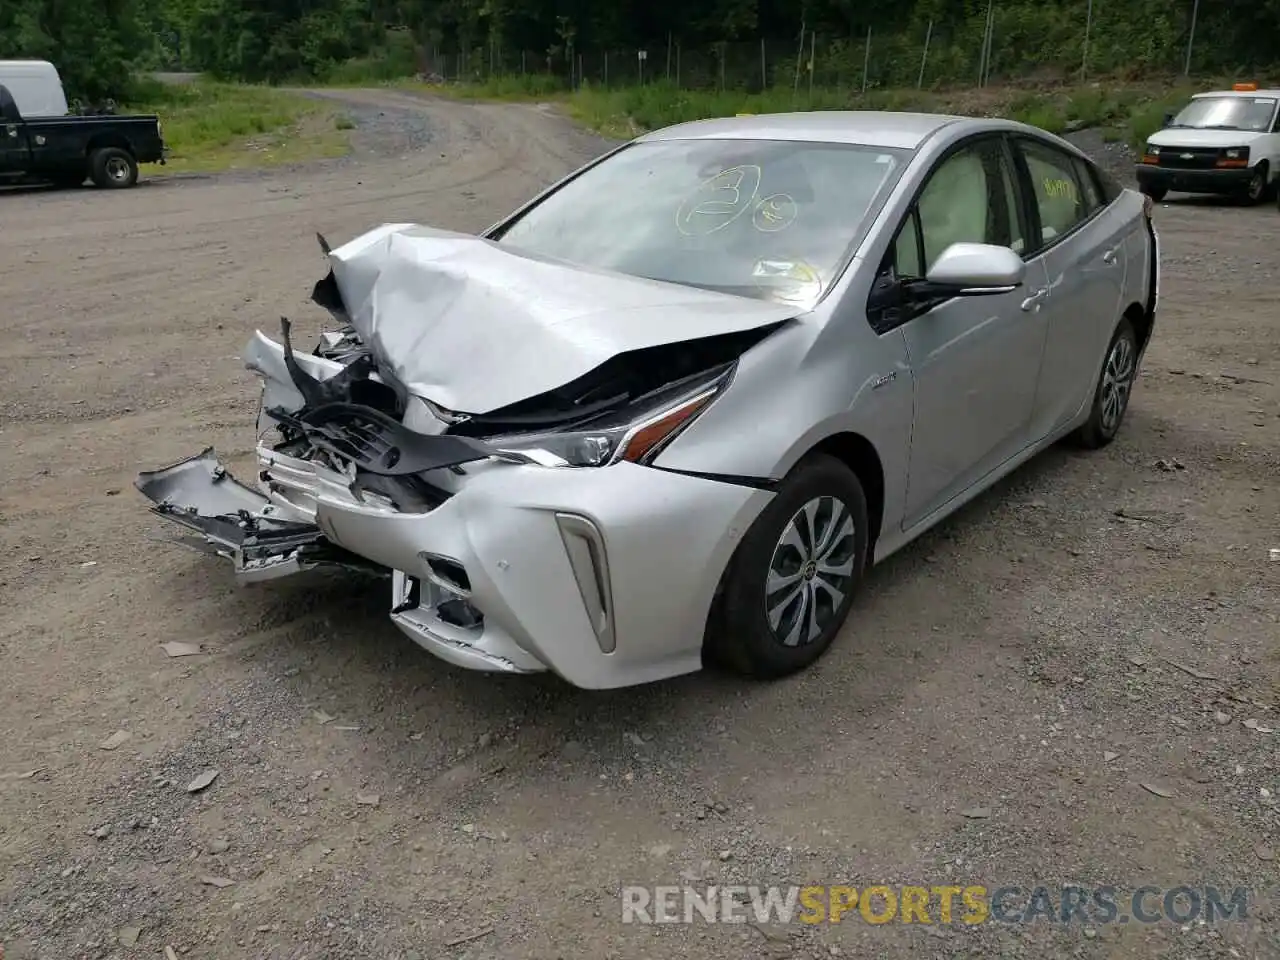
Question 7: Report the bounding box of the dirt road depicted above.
[1,89,1277,960]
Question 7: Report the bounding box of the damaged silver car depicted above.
[138,112,1160,689]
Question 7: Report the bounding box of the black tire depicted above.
[1073,316,1139,449]
[89,147,138,189]
[1140,183,1167,203]
[708,453,868,679]
[1245,162,1271,204]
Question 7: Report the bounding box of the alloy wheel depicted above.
[1100,334,1136,434]
[765,496,856,647]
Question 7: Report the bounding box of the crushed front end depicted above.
[137,226,787,687]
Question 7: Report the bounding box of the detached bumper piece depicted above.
[136,448,380,582]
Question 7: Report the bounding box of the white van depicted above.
[0,60,69,117]
[1135,82,1280,204]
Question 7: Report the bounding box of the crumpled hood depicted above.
[325,223,798,415]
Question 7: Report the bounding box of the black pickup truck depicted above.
[1,84,166,189]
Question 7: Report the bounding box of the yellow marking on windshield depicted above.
[752,193,798,232]
[676,164,762,236]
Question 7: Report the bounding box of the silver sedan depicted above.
[138,111,1161,689]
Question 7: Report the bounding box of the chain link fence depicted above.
[418,1,1211,93]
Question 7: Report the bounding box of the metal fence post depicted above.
[1184,0,1199,75]
[809,31,816,100]
[983,0,996,86]
[861,26,871,93]
[1082,0,1093,80]
[792,24,804,107]
[918,20,932,89]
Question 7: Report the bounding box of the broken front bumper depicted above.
[135,448,380,582]
[138,446,772,689]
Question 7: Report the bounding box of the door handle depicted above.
[1102,248,1117,264]
[1020,287,1047,312]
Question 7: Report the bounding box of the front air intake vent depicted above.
[555,513,616,654]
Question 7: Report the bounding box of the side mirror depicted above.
[921,242,1025,294]
[1162,112,1175,128]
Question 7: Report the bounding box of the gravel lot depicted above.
[1,90,1277,960]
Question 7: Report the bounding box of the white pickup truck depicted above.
[1135,82,1280,205]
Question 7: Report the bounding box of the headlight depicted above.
[488,367,733,467]
[1147,144,1160,155]
[1223,147,1248,159]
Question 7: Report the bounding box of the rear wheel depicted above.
[708,454,868,679]
[89,147,138,189]
[1073,317,1138,449]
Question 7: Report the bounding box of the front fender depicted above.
[652,317,913,483]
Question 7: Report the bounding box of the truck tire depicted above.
[1245,162,1269,204]
[89,147,138,189]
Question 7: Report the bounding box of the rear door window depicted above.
[1018,139,1090,245]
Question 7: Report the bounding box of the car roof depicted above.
[636,111,971,150]
[1192,89,1280,99]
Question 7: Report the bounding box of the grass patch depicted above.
[124,78,351,174]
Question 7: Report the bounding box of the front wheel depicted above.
[708,453,868,679]
[89,147,138,189]
[1245,162,1269,204]
[1073,317,1139,449]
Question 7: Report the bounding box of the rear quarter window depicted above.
[1070,156,1105,213]
[1092,163,1124,205]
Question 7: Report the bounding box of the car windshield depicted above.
[493,138,910,308]
[1169,96,1277,132]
